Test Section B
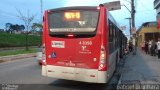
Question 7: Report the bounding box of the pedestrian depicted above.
[144,41,149,54]
[157,38,160,59]
[148,40,152,54]
[141,41,145,52]
[129,41,133,52]
[155,42,157,55]
[151,40,156,56]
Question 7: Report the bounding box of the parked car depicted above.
[36,48,42,65]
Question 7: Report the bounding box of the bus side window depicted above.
[117,29,119,48]
[115,27,119,49]
[112,24,116,52]
[113,26,116,50]
[115,27,117,49]
[109,20,112,42]
[109,20,114,54]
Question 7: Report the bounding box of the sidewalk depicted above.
[118,49,160,89]
[0,53,36,63]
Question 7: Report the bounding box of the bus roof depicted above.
[47,6,121,31]
[47,6,98,12]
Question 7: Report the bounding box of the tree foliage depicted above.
[5,23,25,33]
[31,23,42,34]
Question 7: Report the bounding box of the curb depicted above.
[0,53,36,62]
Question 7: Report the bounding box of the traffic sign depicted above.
[103,1,121,11]
[132,27,136,34]
[120,26,126,30]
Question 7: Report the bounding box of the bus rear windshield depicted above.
[48,10,99,37]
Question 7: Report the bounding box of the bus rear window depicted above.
[48,10,99,37]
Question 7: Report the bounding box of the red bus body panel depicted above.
[43,7,108,69]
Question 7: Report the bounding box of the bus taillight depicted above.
[42,43,46,65]
[67,34,74,38]
[98,46,107,71]
[97,6,100,10]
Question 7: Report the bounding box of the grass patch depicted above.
[0,32,41,48]
[0,48,37,56]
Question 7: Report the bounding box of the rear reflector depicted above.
[42,60,46,66]
[48,70,52,72]
[90,75,95,77]
[99,64,107,71]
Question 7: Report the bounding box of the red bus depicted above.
[42,5,127,83]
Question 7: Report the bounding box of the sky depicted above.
[0,0,156,36]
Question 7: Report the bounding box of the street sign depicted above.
[120,26,126,30]
[103,1,121,11]
[132,27,136,34]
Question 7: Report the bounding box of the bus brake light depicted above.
[97,6,100,10]
[67,34,74,38]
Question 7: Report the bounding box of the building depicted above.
[154,0,160,14]
[154,0,160,28]
[137,22,159,47]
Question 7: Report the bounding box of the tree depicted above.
[5,23,12,33]
[16,9,36,50]
[5,23,25,33]
[20,25,25,31]
[13,24,19,32]
[13,24,25,32]
[31,23,42,35]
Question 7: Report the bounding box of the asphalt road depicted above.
[0,58,120,90]
[0,57,54,84]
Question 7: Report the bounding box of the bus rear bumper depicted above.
[42,65,108,83]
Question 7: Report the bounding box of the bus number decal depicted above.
[79,41,92,54]
[82,46,87,51]
[52,41,65,48]
[79,41,92,45]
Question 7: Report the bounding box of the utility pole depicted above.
[125,18,132,36]
[131,0,135,29]
[40,0,43,36]
[40,0,43,23]
[122,4,132,37]
[131,0,136,54]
